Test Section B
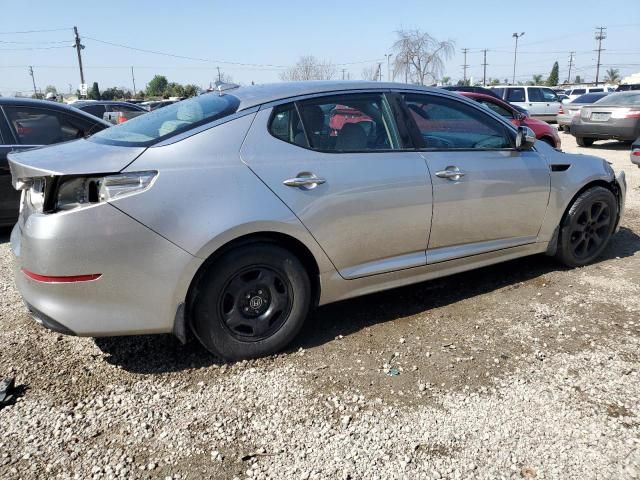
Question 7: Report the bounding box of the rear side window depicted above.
[269,93,400,152]
[404,93,512,150]
[492,88,505,99]
[506,88,525,102]
[528,88,544,102]
[80,104,107,118]
[590,88,603,93]
[4,106,101,145]
[571,89,586,95]
[89,94,240,147]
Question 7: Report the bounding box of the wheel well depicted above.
[185,232,321,326]
[560,180,620,229]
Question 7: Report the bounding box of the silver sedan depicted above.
[9,82,626,360]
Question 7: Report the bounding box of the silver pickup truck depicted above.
[71,101,147,125]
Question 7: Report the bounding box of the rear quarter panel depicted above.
[112,113,335,273]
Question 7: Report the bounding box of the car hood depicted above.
[8,138,146,184]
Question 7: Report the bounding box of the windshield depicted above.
[89,93,240,146]
[572,93,608,104]
[595,92,640,106]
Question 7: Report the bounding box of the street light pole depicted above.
[512,32,525,85]
[384,54,393,82]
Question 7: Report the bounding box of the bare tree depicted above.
[361,65,379,81]
[280,55,336,81]
[392,29,455,85]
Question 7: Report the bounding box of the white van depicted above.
[565,86,616,102]
[490,86,561,122]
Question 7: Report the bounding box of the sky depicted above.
[1,0,639,96]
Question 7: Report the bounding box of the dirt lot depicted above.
[0,132,638,480]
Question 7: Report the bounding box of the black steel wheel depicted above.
[556,186,618,267]
[191,243,311,361]
[218,265,293,341]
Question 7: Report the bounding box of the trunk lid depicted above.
[8,138,146,187]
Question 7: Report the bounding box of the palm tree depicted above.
[531,74,544,85]
[604,68,620,84]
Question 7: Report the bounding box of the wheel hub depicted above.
[240,287,271,318]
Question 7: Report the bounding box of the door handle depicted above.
[435,167,466,181]
[283,173,326,188]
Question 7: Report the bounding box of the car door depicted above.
[241,91,433,279]
[0,105,106,225]
[401,92,550,263]
[540,88,561,118]
[0,111,22,226]
[524,88,548,119]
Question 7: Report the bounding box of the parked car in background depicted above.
[490,86,561,122]
[71,100,147,124]
[557,94,570,103]
[571,91,640,146]
[141,100,178,111]
[617,84,640,92]
[8,82,625,360]
[631,137,640,167]
[565,86,615,102]
[557,92,610,132]
[442,85,530,117]
[0,98,110,227]
[459,92,560,147]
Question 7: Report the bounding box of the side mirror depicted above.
[515,126,536,150]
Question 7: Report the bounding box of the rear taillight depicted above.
[117,112,127,124]
[626,111,640,119]
[633,149,640,157]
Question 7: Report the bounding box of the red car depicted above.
[459,92,561,148]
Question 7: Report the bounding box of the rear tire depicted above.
[576,136,595,147]
[555,186,617,267]
[191,244,311,361]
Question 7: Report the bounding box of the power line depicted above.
[0,27,71,35]
[0,45,71,51]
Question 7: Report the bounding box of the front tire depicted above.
[576,136,595,147]
[556,186,618,267]
[191,244,311,361]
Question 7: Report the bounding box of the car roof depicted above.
[73,100,136,106]
[0,97,111,125]
[224,81,450,111]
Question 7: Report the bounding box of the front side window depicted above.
[506,88,526,102]
[476,99,513,118]
[89,93,240,147]
[4,106,100,145]
[404,94,512,150]
[541,88,559,102]
[269,93,400,152]
[80,104,107,118]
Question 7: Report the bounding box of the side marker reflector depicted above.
[22,269,102,283]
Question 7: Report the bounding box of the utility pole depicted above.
[377,62,383,81]
[512,32,525,85]
[216,66,222,82]
[384,54,393,82]
[73,26,85,87]
[594,26,606,85]
[131,66,137,96]
[481,49,489,86]
[28,66,38,97]
[341,68,346,80]
[567,51,575,84]
[461,48,469,84]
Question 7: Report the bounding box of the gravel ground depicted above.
[1,133,639,480]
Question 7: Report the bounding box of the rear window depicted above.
[594,92,640,105]
[572,93,608,104]
[89,93,240,147]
